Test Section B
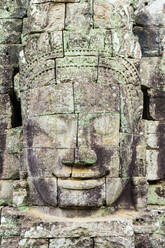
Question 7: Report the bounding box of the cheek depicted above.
[26,148,74,178]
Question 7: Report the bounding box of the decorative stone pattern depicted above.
[0,0,165,247]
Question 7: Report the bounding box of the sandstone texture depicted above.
[0,0,165,247]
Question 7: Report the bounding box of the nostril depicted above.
[75,147,97,166]
[61,159,74,166]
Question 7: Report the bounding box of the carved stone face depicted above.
[22,53,143,208]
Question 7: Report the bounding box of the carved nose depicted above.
[74,147,97,166]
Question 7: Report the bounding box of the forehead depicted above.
[21,54,129,118]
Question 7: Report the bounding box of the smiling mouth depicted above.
[58,178,105,190]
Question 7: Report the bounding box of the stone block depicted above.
[0,180,13,206]
[28,3,65,32]
[20,59,55,92]
[22,32,63,61]
[120,84,143,133]
[32,0,79,2]
[0,151,20,179]
[23,114,77,149]
[28,177,57,206]
[71,147,119,178]
[78,112,120,148]
[0,19,22,44]
[22,84,74,117]
[133,26,160,57]
[13,180,28,207]
[132,177,148,210]
[0,117,11,134]
[148,89,165,120]
[135,234,165,248]
[140,57,165,88]
[1,237,20,248]
[21,218,134,238]
[65,2,92,31]
[94,236,135,248]
[148,181,165,205]
[6,127,23,154]
[56,55,98,84]
[94,0,133,30]
[0,94,11,118]
[135,0,165,27]
[58,178,105,208]
[74,82,120,114]
[0,207,24,238]
[64,29,112,54]
[98,56,141,86]
[0,45,20,67]
[120,133,146,178]
[0,45,20,66]
[49,237,92,248]
[106,178,128,206]
[19,238,49,248]
[22,33,51,61]
[0,66,13,94]
[24,148,73,177]
[0,0,27,18]
[111,29,141,58]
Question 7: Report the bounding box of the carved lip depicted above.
[58,178,105,190]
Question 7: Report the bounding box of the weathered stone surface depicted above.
[145,120,165,180]
[120,84,143,133]
[49,237,92,248]
[65,2,92,31]
[0,94,11,117]
[6,127,22,154]
[111,29,141,58]
[1,237,20,248]
[140,57,165,88]
[28,177,57,206]
[94,0,133,30]
[78,112,120,148]
[132,177,148,210]
[94,236,135,248]
[74,82,120,113]
[13,180,28,207]
[106,178,128,206]
[64,29,112,54]
[135,234,165,248]
[0,66,13,94]
[24,148,73,177]
[0,19,22,44]
[148,182,165,205]
[133,208,165,235]
[22,84,74,117]
[27,3,65,32]
[58,180,105,208]
[0,207,24,237]
[23,115,77,148]
[0,0,27,19]
[0,45,20,67]
[19,59,55,92]
[0,151,20,179]
[19,238,49,248]
[56,55,98,84]
[120,133,146,178]
[133,26,160,57]
[0,180,13,205]
[148,89,165,120]
[135,0,165,27]
[21,218,134,238]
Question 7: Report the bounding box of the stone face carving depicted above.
[0,0,165,247]
[19,46,143,208]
